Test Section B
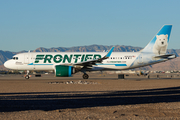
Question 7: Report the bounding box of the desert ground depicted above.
[0,73,180,120]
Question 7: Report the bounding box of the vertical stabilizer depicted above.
[142,25,172,55]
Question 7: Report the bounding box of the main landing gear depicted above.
[82,73,89,79]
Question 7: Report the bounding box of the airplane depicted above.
[4,25,176,79]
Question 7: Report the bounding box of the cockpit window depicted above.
[13,57,18,60]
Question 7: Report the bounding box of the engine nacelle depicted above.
[55,65,75,77]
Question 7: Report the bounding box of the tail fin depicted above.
[142,25,172,55]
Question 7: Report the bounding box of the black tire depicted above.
[83,74,89,79]
[25,75,29,79]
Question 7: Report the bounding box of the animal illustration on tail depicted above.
[153,34,168,55]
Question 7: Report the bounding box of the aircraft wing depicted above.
[73,46,114,67]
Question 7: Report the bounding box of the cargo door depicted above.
[138,54,143,64]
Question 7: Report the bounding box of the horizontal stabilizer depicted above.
[154,54,176,59]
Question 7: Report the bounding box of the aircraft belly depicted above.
[33,65,53,70]
[16,64,53,71]
[93,64,129,70]
[16,64,34,70]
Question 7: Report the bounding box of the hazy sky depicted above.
[0,0,180,52]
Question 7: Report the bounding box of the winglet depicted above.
[105,46,114,58]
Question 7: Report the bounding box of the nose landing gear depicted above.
[25,70,30,79]
[25,75,30,79]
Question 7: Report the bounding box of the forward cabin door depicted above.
[24,52,35,70]
[24,52,33,64]
[24,53,29,64]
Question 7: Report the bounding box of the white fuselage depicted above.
[4,51,173,72]
[4,52,139,70]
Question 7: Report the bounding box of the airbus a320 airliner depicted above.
[4,25,176,79]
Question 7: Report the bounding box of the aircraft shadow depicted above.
[0,86,180,112]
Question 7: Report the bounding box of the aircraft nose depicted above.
[4,61,10,69]
[4,60,14,69]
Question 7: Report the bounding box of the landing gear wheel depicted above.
[83,74,89,79]
[25,75,30,79]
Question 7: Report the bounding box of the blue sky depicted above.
[0,0,180,52]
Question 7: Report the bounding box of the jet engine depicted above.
[55,65,75,77]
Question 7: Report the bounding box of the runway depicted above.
[1,73,180,119]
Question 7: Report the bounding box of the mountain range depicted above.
[0,45,179,71]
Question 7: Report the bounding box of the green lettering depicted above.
[93,54,101,59]
[81,55,85,62]
[35,55,44,63]
[85,54,93,61]
[63,54,72,63]
[44,55,53,63]
[74,54,81,63]
[54,54,63,63]
[35,54,102,64]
